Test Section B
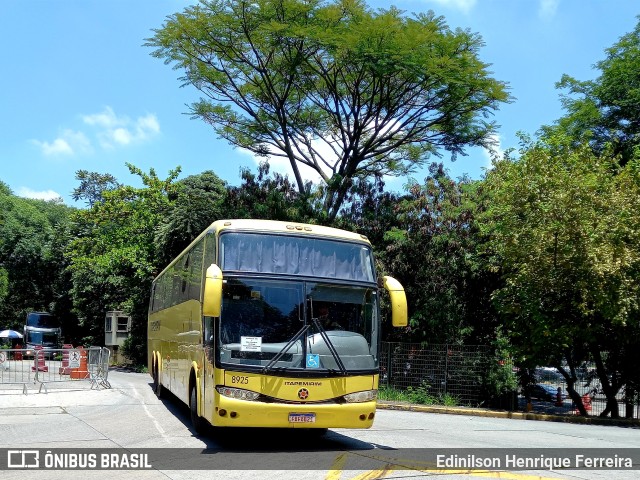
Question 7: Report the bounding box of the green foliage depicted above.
[72,170,121,207]
[148,0,509,220]
[482,333,518,399]
[121,335,144,367]
[0,183,76,332]
[155,170,228,266]
[224,162,316,222]
[546,18,640,164]
[481,135,640,417]
[381,163,499,343]
[378,384,460,406]
[66,164,181,355]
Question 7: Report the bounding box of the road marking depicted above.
[126,380,170,443]
[348,465,393,480]
[325,452,564,480]
[326,453,348,480]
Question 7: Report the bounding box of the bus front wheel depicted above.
[190,385,206,435]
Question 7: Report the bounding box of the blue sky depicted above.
[2,0,638,205]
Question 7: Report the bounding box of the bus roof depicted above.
[155,219,371,280]
[212,219,370,244]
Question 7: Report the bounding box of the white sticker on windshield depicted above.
[240,336,262,352]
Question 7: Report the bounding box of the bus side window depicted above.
[190,240,204,302]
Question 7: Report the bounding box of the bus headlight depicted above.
[343,389,377,403]
[216,386,260,401]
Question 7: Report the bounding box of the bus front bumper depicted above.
[211,396,377,429]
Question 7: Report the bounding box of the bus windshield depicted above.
[218,278,379,373]
[25,331,59,346]
[26,313,59,328]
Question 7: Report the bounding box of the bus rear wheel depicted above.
[153,366,163,398]
[190,385,207,435]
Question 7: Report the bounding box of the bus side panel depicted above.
[151,300,203,406]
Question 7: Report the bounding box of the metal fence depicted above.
[0,346,111,394]
[526,366,640,419]
[380,342,492,406]
[379,342,640,420]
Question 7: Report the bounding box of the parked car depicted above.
[529,384,559,402]
[535,367,563,382]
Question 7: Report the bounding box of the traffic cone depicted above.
[31,345,49,372]
[70,346,89,379]
[59,344,74,375]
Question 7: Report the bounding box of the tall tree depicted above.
[71,170,121,207]
[66,165,180,354]
[0,181,76,335]
[155,170,228,267]
[545,18,640,164]
[382,164,498,344]
[147,0,510,220]
[481,135,640,417]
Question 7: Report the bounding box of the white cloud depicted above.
[82,106,121,128]
[85,107,160,149]
[237,148,325,185]
[238,119,413,186]
[32,129,91,156]
[423,0,476,14]
[33,107,160,157]
[136,114,160,137]
[539,0,559,19]
[34,137,73,156]
[16,187,63,201]
[112,127,133,146]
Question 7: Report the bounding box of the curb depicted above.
[376,401,640,427]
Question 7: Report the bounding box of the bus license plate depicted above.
[288,413,316,423]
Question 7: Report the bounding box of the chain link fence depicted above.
[380,342,493,406]
[379,342,640,419]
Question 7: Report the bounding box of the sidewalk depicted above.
[376,399,640,427]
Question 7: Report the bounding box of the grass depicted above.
[378,384,460,407]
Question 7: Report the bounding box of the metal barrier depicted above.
[0,348,35,394]
[0,347,111,394]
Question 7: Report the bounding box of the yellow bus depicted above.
[148,219,407,433]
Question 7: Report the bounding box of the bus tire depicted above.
[153,365,163,399]
[190,385,206,435]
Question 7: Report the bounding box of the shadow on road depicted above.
[149,381,392,452]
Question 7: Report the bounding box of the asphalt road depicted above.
[0,370,638,479]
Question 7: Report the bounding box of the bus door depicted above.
[202,315,217,422]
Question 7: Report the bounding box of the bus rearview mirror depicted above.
[383,275,408,327]
[203,264,223,317]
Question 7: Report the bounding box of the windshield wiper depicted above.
[311,318,347,375]
[262,324,310,374]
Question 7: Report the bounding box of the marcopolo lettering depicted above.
[284,381,323,386]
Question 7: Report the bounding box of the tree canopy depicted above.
[147,0,509,219]
[0,182,76,335]
[546,17,640,163]
[481,135,640,417]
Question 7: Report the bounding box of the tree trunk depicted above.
[592,348,620,418]
[557,362,587,416]
[625,388,635,419]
